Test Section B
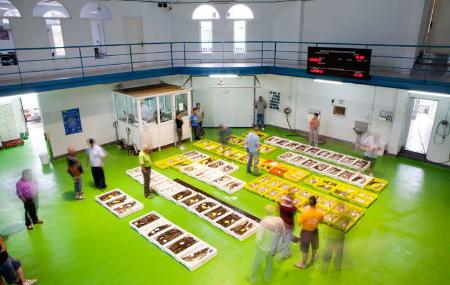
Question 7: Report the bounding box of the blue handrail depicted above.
[0,40,448,87]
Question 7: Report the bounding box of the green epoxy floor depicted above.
[1,126,449,285]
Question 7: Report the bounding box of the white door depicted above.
[405,98,439,154]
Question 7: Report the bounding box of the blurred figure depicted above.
[245,130,260,175]
[139,144,155,199]
[322,227,345,272]
[87,138,107,189]
[16,169,43,230]
[218,124,231,145]
[361,132,382,176]
[175,112,184,149]
[0,237,37,285]
[195,102,205,136]
[278,190,297,261]
[295,196,324,269]
[190,108,201,140]
[248,205,285,284]
[254,96,267,130]
[309,113,320,146]
[67,147,84,200]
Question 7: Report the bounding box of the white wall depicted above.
[38,84,117,157]
[192,76,254,127]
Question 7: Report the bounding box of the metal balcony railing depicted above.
[0,41,449,86]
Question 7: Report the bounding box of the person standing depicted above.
[278,191,297,261]
[254,96,267,130]
[175,112,184,148]
[218,124,231,145]
[309,113,320,146]
[139,144,155,199]
[87,139,107,189]
[16,170,43,230]
[245,130,260,175]
[361,132,382,176]
[248,205,285,284]
[0,237,37,285]
[190,108,201,140]
[67,147,84,200]
[295,196,324,269]
[196,102,205,136]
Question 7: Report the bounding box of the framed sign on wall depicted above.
[62,108,82,135]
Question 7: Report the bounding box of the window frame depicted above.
[233,20,246,53]
[45,19,66,57]
[200,20,213,54]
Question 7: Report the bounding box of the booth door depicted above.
[158,94,175,146]
[174,92,191,140]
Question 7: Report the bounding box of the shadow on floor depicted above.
[62,191,76,201]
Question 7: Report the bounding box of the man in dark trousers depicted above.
[87,138,107,189]
[139,144,155,199]
[16,169,43,230]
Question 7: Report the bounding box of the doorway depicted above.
[405,98,438,154]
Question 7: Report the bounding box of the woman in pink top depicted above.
[16,169,43,230]
[309,113,320,146]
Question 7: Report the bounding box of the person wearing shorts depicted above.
[295,196,324,269]
[0,237,37,285]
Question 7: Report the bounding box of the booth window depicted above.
[126,97,138,126]
[175,93,188,116]
[159,95,173,123]
[192,5,219,54]
[226,4,253,53]
[115,94,127,122]
[141,97,157,124]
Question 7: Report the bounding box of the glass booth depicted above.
[113,83,192,150]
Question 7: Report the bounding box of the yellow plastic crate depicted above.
[365,177,388,193]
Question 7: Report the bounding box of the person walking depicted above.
[254,96,267,130]
[295,196,324,269]
[16,170,43,230]
[139,144,155,199]
[248,205,285,284]
[278,190,297,261]
[86,138,107,189]
[309,113,320,146]
[175,112,184,148]
[245,130,260,175]
[218,124,231,145]
[0,237,37,285]
[190,108,201,140]
[67,147,84,200]
[196,102,205,136]
[361,132,382,176]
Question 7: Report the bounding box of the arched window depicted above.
[227,4,254,53]
[33,1,70,57]
[0,1,22,51]
[80,2,112,58]
[192,5,220,53]
[33,1,70,18]
[0,0,21,17]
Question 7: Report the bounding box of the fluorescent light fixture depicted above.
[313,79,344,85]
[408,90,449,98]
[209,74,238,78]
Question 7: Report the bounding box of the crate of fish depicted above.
[95,189,143,218]
[364,178,388,193]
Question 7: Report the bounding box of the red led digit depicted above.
[308,57,321,62]
[311,68,324,74]
[355,55,365,60]
[354,72,364,78]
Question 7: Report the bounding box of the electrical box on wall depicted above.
[378,110,393,122]
[269,91,280,110]
[333,106,346,116]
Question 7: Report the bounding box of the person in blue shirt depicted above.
[190,108,201,140]
[245,130,260,175]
